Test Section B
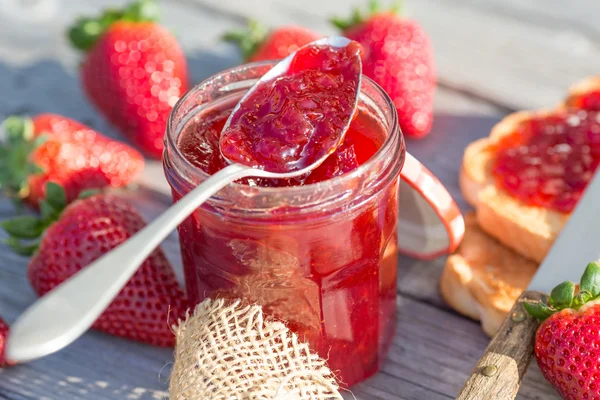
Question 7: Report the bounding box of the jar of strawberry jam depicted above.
[163,61,403,387]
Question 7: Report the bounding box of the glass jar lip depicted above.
[165,60,403,196]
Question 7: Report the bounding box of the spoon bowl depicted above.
[220,35,362,175]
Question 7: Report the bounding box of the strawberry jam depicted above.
[568,90,600,112]
[220,42,361,173]
[165,61,403,388]
[493,109,600,213]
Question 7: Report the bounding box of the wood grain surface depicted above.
[0,0,585,398]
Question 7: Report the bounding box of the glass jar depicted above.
[163,61,404,387]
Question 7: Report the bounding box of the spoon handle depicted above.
[6,163,250,363]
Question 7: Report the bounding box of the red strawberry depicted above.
[224,20,320,62]
[68,0,188,158]
[2,184,189,346]
[331,1,436,138]
[525,262,600,400]
[0,317,10,367]
[0,114,144,208]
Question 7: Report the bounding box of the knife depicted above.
[456,168,600,400]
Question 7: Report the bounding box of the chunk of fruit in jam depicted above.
[220,41,362,173]
[493,109,600,213]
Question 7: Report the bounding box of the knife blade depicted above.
[457,168,600,400]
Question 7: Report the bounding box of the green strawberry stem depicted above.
[222,20,269,61]
[330,0,403,31]
[0,116,46,201]
[524,262,600,321]
[1,182,71,256]
[68,0,159,52]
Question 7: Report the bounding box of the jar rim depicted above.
[164,60,404,213]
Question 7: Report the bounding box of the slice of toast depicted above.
[459,76,600,263]
[440,213,538,337]
[460,110,569,263]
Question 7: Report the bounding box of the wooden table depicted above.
[1,0,598,398]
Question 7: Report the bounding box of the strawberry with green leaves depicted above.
[525,262,600,400]
[224,20,320,62]
[68,0,188,158]
[0,114,144,209]
[331,0,436,138]
[2,183,189,346]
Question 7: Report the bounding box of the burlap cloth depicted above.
[169,298,343,400]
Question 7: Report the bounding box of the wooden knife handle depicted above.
[456,290,544,400]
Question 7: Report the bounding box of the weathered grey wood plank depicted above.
[449,0,600,40]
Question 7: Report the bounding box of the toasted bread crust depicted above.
[476,185,568,263]
[440,214,538,337]
[459,139,491,207]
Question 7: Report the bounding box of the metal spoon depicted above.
[5,36,361,363]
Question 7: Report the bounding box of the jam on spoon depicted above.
[220,40,363,173]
